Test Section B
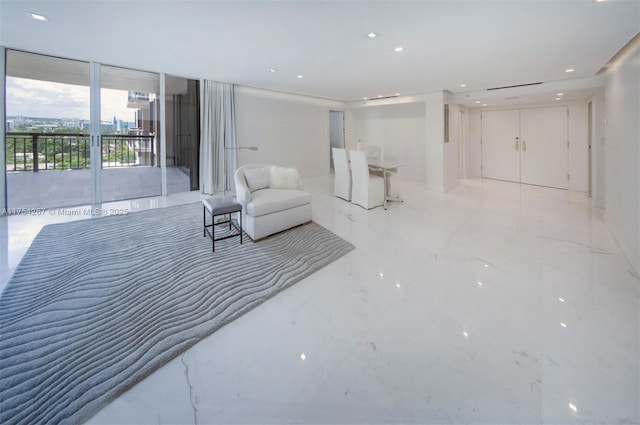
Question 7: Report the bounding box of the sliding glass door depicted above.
[3,49,181,211]
[5,50,92,209]
[100,65,161,202]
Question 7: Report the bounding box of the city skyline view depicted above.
[6,77,143,122]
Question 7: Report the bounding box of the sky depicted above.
[6,77,142,122]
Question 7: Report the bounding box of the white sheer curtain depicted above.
[200,80,236,195]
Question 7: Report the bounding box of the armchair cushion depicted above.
[269,167,301,190]
[244,166,271,192]
[247,189,311,217]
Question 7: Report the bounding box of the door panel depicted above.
[329,111,344,170]
[5,50,92,209]
[481,109,520,183]
[520,106,568,189]
[100,65,161,203]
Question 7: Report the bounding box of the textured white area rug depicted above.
[0,202,353,425]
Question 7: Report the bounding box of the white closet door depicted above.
[481,109,521,183]
[520,106,568,189]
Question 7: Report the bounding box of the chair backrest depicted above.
[349,150,370,182]
[235,163,272,206]
[332,148,349,176]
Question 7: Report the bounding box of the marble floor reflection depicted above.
[1,176,638,424]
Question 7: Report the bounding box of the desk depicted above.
[367,158,403,210]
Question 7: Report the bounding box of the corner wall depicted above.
[351,101,427,183]
[234,86,345,177]
[347,91,461,192]
[591,90,606,209]
[603,37,640,274]
[424,92,445,192]
[443,93,461,191]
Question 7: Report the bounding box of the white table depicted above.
[367,158,403,210]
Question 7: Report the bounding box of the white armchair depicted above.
[235,164,312,240]
[349,150,384,210]
[332,147,351,201]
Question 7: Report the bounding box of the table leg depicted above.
[383,168,388,210]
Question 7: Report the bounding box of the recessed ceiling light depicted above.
[378,95,383,98]
[475,100,481,104]
[460,84,467,87]
[558,297,565,302]
[270,68,277,73]
[395,93,400,96]
[367,32,377,38]
[565,68,575,73]
[363,97,368,100]
[556,97,562,101]
[394,46,404,52]
[477,281,483,286]
[483,103,488,106]
[569,402,577,412]
[463,331,469,338]
[297,75,303,79]
[560,322,567,328]
[557,92,564,96]
[28,12,49,22]
[300,353,306,360]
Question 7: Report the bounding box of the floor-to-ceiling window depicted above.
[100,65,165,202]
[3,49,195,211]
[5,50,92,209]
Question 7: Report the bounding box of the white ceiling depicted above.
[0,0,638,103]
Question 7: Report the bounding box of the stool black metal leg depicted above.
[240,211,243,245]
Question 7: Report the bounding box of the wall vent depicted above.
[367,95,399,101]
[487,82,543,91]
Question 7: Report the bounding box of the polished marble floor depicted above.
[1,175,638,424]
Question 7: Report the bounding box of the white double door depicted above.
[481,106,568,189]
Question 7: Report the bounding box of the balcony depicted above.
[5,132,191,209]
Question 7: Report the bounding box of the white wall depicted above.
[603,37,639,274]
[351,102,427,182]
[347,92,460,192]
[443,94,461,191]
[234,86,345,178]
[466,108,482,178]
[329,111,344,149]
[591,90,606,209]
[568,101,589,192]
[465,100,590,192]
[425,91,445,192]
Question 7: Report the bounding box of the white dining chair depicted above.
[332,147,351,201]
[349,149,384,210]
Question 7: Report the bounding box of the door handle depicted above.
[522,140,527,151]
